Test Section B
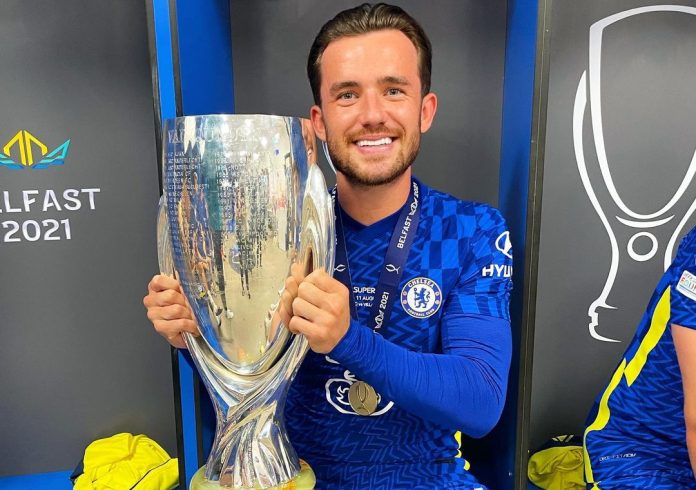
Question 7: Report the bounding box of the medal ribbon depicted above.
[332,180,421,332]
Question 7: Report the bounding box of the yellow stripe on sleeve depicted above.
[624,289,671,385]
[583,359,626,488]
[583,287,672,488]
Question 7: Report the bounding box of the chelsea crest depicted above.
[401,277,442,318]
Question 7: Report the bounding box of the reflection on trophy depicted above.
[573,5,696,342]
[157,115,334,489]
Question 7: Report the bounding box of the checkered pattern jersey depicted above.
[584,227,696,489]
[285,179,512,489]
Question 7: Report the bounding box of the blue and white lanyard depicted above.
[332,180,421,332]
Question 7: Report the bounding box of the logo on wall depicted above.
[0,130,70,170]
[0,131,100,243]
[573,5,696,342]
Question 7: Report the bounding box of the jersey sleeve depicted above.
[671,228,696,329]
[452,205,513,321]
[329,314,511,437]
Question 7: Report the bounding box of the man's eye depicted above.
[386,88,403,96]
[338,92,356,100]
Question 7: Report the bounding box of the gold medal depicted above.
[348,381,378,416]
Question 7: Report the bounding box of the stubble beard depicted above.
[326,128,421,187]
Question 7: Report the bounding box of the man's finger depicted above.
[296,280,332,311]
[289,261,305,282]
[304,269,343,293]
[292,296,324,322]
[153,318,199,337]
[283,275,299,296]
[282,288,298,307]
[172,318,199,336]
[148,274,181,293]
[278,302,292,329]
[287,315,317,337]
[147,304,193,322]
[165,333,188,350]
[144,289,189,309]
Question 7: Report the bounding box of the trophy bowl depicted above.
[157,114,334,489]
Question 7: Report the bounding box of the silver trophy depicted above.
[157,114,334,489]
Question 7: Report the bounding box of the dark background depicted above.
[529,1,696,449]
[0,0,175,474]
[230,0,508,206]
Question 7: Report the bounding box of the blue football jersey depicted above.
[584,227,696,489]
[285,179,512,489]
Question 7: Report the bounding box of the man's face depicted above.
[311,29,437,187]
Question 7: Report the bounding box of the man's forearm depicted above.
[329,317,511,436]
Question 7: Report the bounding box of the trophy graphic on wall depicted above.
[573,5,696,342]
[157,115,334,489]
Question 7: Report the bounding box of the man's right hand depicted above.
[270,261,305,339]
[278,264,303,330]
[143,274,200,349]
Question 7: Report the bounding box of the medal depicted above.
[348,381,379,416]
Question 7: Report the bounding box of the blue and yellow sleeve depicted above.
[671,228,696,329]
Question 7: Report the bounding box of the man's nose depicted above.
[359,91,387,127]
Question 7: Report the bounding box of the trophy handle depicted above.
[300,165,335,277]
[157,195,175,277]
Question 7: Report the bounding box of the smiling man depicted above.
[144,4,512,489]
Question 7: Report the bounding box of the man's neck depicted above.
[336,170,412,226]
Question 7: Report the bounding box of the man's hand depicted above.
[288,269,351,354]
[275,262,305,334]
[143,274,199,349]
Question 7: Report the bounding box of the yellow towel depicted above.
[74,432,178,490]
[528,435,585,490]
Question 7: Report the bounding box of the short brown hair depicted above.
[307,3,432,105]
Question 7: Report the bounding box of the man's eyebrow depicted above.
[380,76,410,86]
[329,81,359,95]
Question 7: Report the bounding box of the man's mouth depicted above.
[355,137,393,147]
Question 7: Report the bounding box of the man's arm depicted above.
[287,205,513,436]
[289,267,512,437]
[672,324,696,476]
[330,313,511,437]
[667,230,696,476]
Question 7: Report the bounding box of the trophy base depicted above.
[189,460,316,490]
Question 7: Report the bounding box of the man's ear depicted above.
[419,92,438,133]
[310,105,327,142]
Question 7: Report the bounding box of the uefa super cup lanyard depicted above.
[331,180,421,331]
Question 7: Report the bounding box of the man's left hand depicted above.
[288,269,351,354]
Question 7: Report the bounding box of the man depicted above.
[144,4,512,489]
[584,226,696,489]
